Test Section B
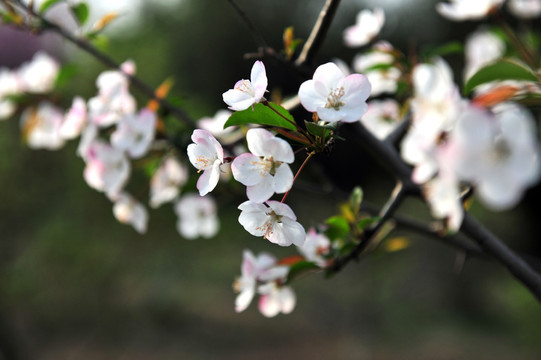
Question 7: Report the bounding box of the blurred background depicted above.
[1,0,540,359]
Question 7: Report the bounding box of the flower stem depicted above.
[281,151,315,203]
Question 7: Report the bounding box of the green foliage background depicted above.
[0,0,540,358]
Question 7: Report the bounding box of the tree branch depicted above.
[295,0,342,67]
[11,0,196,128]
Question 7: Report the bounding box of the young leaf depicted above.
[286,260,320,282]
[71,2,89,26]
[305,121,332,139]
[223,102,297,131]
[464,59,538,95]
[39,0,63,14]
[325,215,350,240]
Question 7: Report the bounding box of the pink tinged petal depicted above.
[267,217,306,247]
[258,293,280,318]
[196,160,222,196]
[60,96,87,139]
[241,250,257,277]
[231,153,269,186]
[191,129,224,161]
[272,164,294,193]
[246,174,275,203]
[259,265,289,282]
[250,61,268,100]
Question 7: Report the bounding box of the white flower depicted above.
[60,96,87,139]
[234,250,281,313]
[238,200,305,247]
[352,50,401,96]
[113,192,149,234]
[111,109,157,159]
[451,104,541,209]
[257,281,296,318]
[361,99,401,140]
[296,228,331,267]
[187,129,224,196]
[424,173,464,232]
[464,29,505,81]
[88,61,137,127]
[222,61,268,111]
[18,51,59,93]
[0,68,20,120]
[507,0,541,18]
[343,8,385,47]
[299,62,371,123]
[174,194,219,239]
[231,128,294,203]
[20,102,65,150]
[77,123,98,159]
[401,58,464,184]
[83,140,131,198]
[198,109,243,145]
[436,0,504,20]
[149,156,188,208]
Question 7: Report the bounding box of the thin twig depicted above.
[295,0,342,67]
[281,151,316,203]
[11,0,196,128]
[226,0,268,48]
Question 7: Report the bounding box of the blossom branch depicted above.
[349,121,541,302]
[295,0,342,67]
[281,151,315,203]
[10,0,196,128]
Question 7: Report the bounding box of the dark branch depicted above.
[11,0,196,128]
[295,0,342,67]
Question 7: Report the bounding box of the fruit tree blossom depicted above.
[222,61,268,111]
[436,0,504,21]
[298,62,371,123]
[187,129,225,196]
[343,8,385,47]
[231,128,295,203]
[112,192,149,234]
[174,193,220,239]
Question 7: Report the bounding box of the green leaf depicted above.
[287,261,320,282]
[464,59,538,95]
[71,2,89,26]
[325,215,350,240]
[357,216,381,231]
[54,63,78,88]
[305,121,332,139]
[39,0,63,14]
[424,41,464,58]
[223,102,297,131]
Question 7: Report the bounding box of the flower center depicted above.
[492,136,512,163]
[234,79,255,96]
[325,86,345,110]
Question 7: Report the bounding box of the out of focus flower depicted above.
[223,61,268,111]
[238,200,305,247]
[149,156,188,208]
[233,249,294,317]
[361,99,401,140]
[174,193,219,239]
[451,104,541,209]
[198,109,243,144]
[18,51,59,93]
[296,228,331,267]
[299,62,371,123]
[352,48,401,96]
[401,58,463,184]
[436,0,504,20]
[234,250,283,313]
[83,141,130,198]
[113,192,149,234]
[88,61,137,127]
[187,129,224,196]
[232,128,294,203]
[111,109,157,159]
[507,0,541,18]
[20,102,65,150]
[60,96,87,139]
[464,29,505,81]
[0,68,21,120]
[343,8,385,47]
